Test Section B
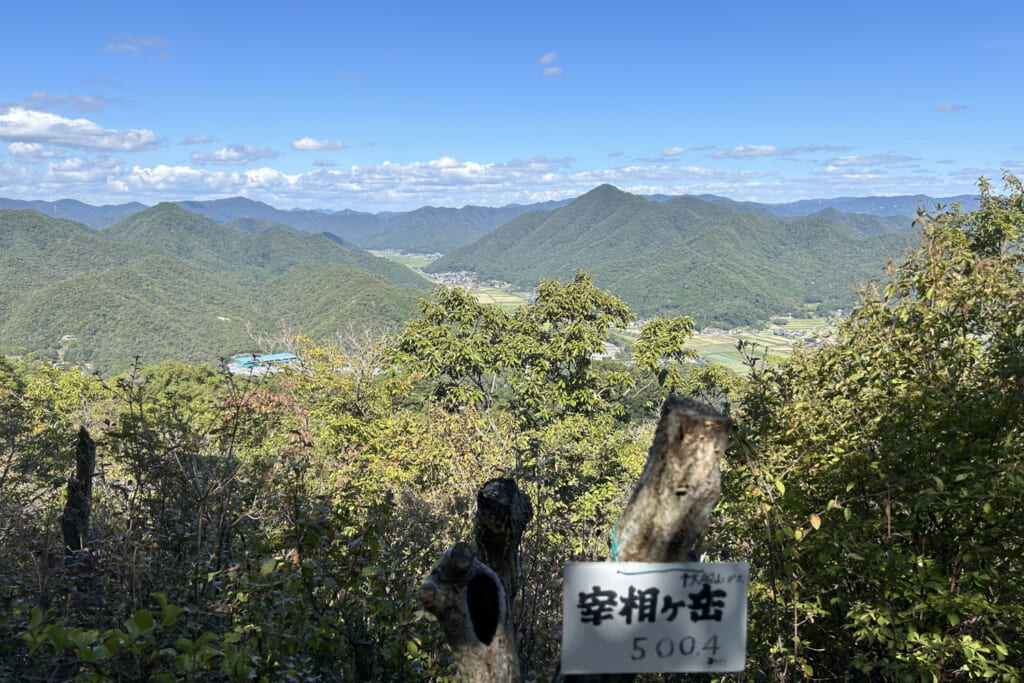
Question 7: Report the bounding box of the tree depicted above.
[722,175,1024,680]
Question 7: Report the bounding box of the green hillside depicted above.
[0,208,432,372]
[104,203,430,288]
[0,210,163,291]
[0,256,257,370]
[257,265,426,340]
[427,185,910,325]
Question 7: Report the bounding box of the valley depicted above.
[0,184,936,374]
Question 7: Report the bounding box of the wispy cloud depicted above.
[662,146,685,157]
[83,75,121,87]
[0,107,160,151]
[19,92,120,113]
[290,137,346,151]
[181,135,213,145]
[828,153,916,167]
[105,33,170,59]
[935,103,968,112]
[608,151,625,157]
[0,150,982,212]
[190,144,277,165]
[335,69,363,79]
[713,144,851,159]
[538,51,563,78]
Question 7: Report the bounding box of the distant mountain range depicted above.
[0,185,977,369]
[0,189,976,253]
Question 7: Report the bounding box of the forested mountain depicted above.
[355,200,572,252]
[0,208,431,372]
[427,185,913,325]
[0,210,165,292]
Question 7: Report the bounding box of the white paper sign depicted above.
[561,562,748,674]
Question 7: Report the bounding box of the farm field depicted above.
[471,287,528,312]
[687,333,795,373]
[369,250,439,269]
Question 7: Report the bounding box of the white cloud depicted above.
[0,149,986,212]
[538,52,558,65]
[662,146,685,157]
[290,137,346,151]
[0,107,161,151]
[190,144,278,165]
[542,66,563,78]
[935,103,968,112]
[8,142,62,159]
[713,145,782,159]
[181,135,213,145]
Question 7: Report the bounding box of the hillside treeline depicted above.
[0,176,1021,681]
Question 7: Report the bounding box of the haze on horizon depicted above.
[1,0,1022,213]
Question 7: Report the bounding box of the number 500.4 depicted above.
[631,635,720,661]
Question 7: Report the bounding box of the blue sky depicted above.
[1,0,1021,211]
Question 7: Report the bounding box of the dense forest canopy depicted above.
[0,175,1021,681]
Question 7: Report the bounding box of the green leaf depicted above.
[260,558,277,578]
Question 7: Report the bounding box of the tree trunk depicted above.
[614,395,732,563]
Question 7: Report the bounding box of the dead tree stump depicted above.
[61,427,96,554]
[419,478,532,682]
[614,395,732,562]
[418,542,522,682]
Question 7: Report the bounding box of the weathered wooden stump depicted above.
[61,427,96,554]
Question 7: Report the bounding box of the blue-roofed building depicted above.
[228,352,299,375]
